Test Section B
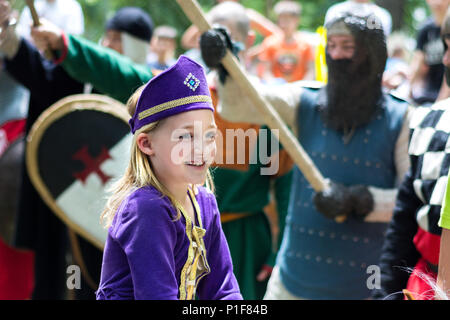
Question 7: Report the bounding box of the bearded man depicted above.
[200,13,411,299]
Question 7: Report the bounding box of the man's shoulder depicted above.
[382,92,410,119]
[297,81,324,109]
[409,98,450,130]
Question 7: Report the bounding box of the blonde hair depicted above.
[101,85,215,228]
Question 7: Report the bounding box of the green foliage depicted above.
[11,0,433,47]
[403,0,430,35]
[76,0,220,42]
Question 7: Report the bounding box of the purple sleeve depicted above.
[112,192,179,300]
[197,194,243,300]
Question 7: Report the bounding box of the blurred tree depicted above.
[376,0,406,31]
[376,0,430,33]
[10,0,431,52]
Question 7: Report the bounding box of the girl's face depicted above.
[142,109,217,188]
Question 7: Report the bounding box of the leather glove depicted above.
[313,181,353,220]
[313,181,374,221]
[199,25,240,83]
[348,185,374,220]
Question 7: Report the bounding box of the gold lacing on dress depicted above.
[179,187,210,300]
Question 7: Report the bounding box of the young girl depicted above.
[96,55,242,300]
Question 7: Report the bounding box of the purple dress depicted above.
[96,185,242,300]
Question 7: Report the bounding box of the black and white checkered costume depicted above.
[408,99,450,235]
[373,98,450,299]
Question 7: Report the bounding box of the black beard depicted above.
[318,56,384,137]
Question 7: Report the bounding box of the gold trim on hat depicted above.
[138,95,213,120]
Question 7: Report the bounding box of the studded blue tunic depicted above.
[276,87,408,299]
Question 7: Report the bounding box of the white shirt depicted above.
[17,0,84,39]
[324,1,392,36]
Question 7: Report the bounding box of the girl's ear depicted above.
[136,132,155,156]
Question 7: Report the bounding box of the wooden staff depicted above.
[25,0,54,60]
[25,0,39,24]
[176,0,328,193]
[403,289,416,300]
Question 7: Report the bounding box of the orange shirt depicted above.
[209,86,294,175]
[258,33,314,82]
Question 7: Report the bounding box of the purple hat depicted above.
[129,55,214,133]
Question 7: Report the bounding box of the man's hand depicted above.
[199,25,239,83]
[200,26,230,68]
[256,264,273,282]
[30,18,64,52]
[348,185,374,220]
[313,181,374,221]
[313,181,353,220]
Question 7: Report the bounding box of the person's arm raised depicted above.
[30,19,152,104]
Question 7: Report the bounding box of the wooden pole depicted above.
[25,0,40,25]
[176,0,328,192]
[25,0,54,60]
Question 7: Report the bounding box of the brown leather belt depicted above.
[220,212,251,223]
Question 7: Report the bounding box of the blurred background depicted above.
[9,0,431,55]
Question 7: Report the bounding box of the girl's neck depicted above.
[152,171,196,220]
[176,186,196,222]
[153,170,187,203]
[166,182,190,206]
[159,178,195,220]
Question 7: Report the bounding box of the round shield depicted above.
[26,94,132,249]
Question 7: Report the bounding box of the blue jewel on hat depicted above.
[184,73,201,91]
